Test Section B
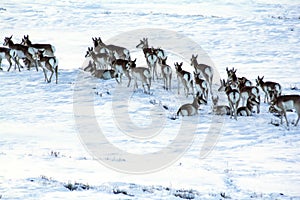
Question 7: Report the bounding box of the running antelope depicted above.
[96,37,130,60]
[174,62,193,97]
[212,95,230,115]
[85,47,111,69]
[3,35,37,71]
[256,76,281,103]
[22,35,55,56]
[237,95,260,116]
[270,95,300,126]
[111,59,132,86]
[194,72,209,101]
[0,47,20,72]
[190,54,213,95]
[36,50,58,84]
[177,93,207,117]
[159,56,172,90]
[126,59,152,94]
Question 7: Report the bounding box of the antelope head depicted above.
[3,35,13,46]
[174,62,183,72]
[85,47,93,58]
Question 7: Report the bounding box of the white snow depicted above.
[0,0,300,199]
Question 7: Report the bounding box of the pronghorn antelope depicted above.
[111,59,132,86]
[174,62,193,97]
[226,67,252,89]
[126,59,152,94]
[220,80,240,120]
[153,47,166,60]
[0,47,20,72]
[237,95,260,116]
[256,76,281,103]
[194,72,209,101]
[92,37,108,54]
[158,56,172,91]
[96,37,130,60]
[211,95,230,115]
[91,68,116,80]
[145,48,159,80]
[136,38,152,57]
[190,54,213,95]
[270,95,300,126]
[36,50,58,84]
[239,86,260,113]
[22,35,55,57]
[85,47,111,69]
[177,93,207,117]
[3,35,38,71]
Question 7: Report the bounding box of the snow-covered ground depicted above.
[0,0,300,199]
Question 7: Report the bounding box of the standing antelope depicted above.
[237,95,260,116]
[158,56,172,91]
[220,80,240,120]
[126,59,152,94]
[85,47,111,69]
[194,72,209,101]
[211,95,230,115]
[22,35,55,57]
[256,76,281,103]
[36,50,58,84]
[96,37,130,60]
[270,95,300,126]
[190,54,213,95]
[136,38,152,57]
[3,35,38,71]
[111,59,132,86]
[177,93,207,117]
[174,62,193,97]
[0,47,20,72]
[145,48,159,80]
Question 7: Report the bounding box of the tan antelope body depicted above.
[36,50,58,84]
[174,62,193,97]
[158,56,172,90]
[22,35,55,57]
[220,81,241,120]
[0,47,20,71]
[92,37,109,54]
[146,49,159,80]
[191,54,213,95]
[177,93,207,116]
[111,59,132,86]
[97,37,130,60]
[194,72,209,101]
[126,59,151,94]
[256,76,281,103]
[3,35,37,71]
[212,95,230,115]
[270,95,300,126]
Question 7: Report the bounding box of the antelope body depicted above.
[0,47,20,71]
[191,54,213,95]
[159,56,172,91]
[22,35,55,57]
[36,50,58,84]
[85,47,111,69]
[237,95,260,116]
[174,62,193,97]
[256,76,281,103]
[212,95,230,115]
[194,72,209,101]
[177,93,207,116]
[126,59,151,94]
[240,86,260,113]
[111,59,132,86]
[96,37,130,60]
[270,95,300,126]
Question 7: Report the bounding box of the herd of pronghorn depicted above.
[0,35,299,127]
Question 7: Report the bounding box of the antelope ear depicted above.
[180,62,183,65]
[133,58,137,62]
[262,76,264,79]
[195,54,198,58]
[10,35,13,39]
